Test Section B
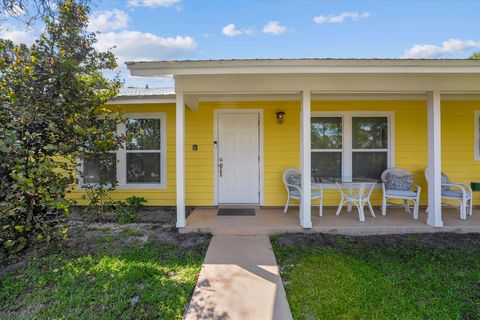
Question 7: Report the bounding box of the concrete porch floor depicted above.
[180,206,480,235]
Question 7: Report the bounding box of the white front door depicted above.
[218,113,260,204]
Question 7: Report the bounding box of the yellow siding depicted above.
[442,101,480,204]
[186,101,300,206]
[70,99,480,207]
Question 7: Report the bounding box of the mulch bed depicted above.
[274,232,480,251]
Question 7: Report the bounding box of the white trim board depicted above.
[474,110,480,161]
[213,109,265,206]
[106,93,480,106]
[129,59,480,76]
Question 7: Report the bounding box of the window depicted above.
[81,113,166,189]
[311,112,393,182]
[311,117,343,179]
[82,153,117,184]
[126,118,162,183]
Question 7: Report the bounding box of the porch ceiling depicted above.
[173,73,480,96]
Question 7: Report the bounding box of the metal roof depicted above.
[118,87,175,97]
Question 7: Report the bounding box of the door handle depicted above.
[219,157,223,177]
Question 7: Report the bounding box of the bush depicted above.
[81,183,146,224]
[117,196,147,224]
[0,0,121,258]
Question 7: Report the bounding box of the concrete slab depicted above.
[185,235,292,320]
[181,206,480,236]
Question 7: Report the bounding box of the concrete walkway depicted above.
[185,235,293,320]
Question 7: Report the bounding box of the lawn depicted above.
[272,233,480,320]
[0,224,210,319]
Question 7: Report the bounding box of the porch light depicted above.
[276,111,286,124]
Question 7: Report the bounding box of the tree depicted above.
[469,51,480,60]
[1,0,64,25]
[0,0,122,256]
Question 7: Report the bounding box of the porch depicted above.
[126,59,480,231]
[180,206,480,235]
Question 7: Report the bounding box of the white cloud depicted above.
[221,23,254,37]
[313,12,370,24]
[95,31,197,63]
[203,33,214,39]
[127,0,180,8]
[222,24,242,37]
[401,38,480,58]
[88,9,129,32]
[244,27,255,35]
[262,21,287,35]
[0,24,36,44]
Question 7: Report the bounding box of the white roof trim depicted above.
[127,59,480,76]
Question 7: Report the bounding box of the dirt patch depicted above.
[68,221,209,248]
[274,232,480,251]
[70,206,195,224]
[0,220,210,275]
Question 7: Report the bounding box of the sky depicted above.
[1,0,479,87]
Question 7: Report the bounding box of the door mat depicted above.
[217,208,256,216]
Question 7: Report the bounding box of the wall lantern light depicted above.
[276,111,286,124]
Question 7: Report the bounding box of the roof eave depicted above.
[126,59,480,77]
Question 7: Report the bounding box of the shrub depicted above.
[117,196,147,224]
[81,183,146,224]
[0,0,122,258]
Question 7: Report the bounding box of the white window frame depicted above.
[79,112,167,189]
[474,111,480,160]
[311,116,344,178]
[311,111,395,188]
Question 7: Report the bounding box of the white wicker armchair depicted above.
[424,168,472,220]
[282,168,323,216]
[381,168,421,219]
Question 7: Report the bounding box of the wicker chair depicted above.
[381,168,421,219]
[282,168,323,216]
[424,168,472,220]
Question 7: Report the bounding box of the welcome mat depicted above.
[217,208,256,216]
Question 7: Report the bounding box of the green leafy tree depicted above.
[469,51,480,60]
[0,0,122,257]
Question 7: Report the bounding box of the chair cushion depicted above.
[442,189,466,198]
[384,172,413,191]
[385,189,417,197]
[286,173,301,193]
[290,190,322,198]
[441,173,451,191]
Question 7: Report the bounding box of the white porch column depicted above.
[176,91,186,228]
[300,90,312,228]
[427,91,443,227]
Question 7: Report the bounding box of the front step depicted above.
[179,225,304,236]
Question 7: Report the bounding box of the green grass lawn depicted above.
[272,233,480,320]
[0,227,209,319]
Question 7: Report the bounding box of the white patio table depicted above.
[313,177,378,222]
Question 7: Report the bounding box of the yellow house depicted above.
[72,59,480,232]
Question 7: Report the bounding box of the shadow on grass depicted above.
[0,240,209,320]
